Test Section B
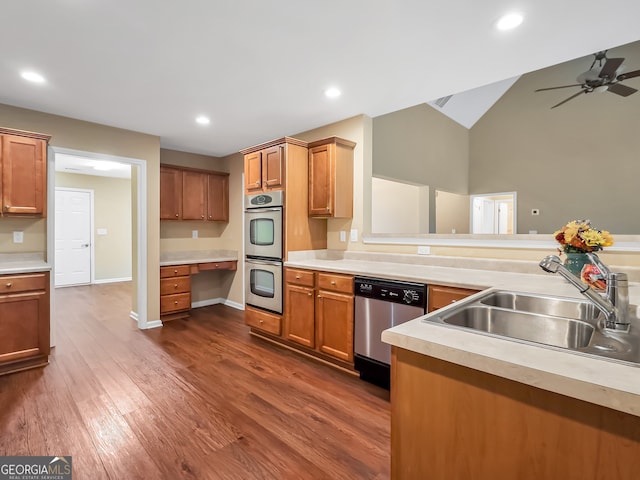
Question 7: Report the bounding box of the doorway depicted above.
[470,192,517,234]
[47,146,152,344]
[54,188,93,287]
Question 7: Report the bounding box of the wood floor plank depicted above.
[0,282,390,479]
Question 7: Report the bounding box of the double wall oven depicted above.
[244,191,283,314]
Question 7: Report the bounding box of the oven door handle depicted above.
[246,259,282,267]
[245,207,282,213]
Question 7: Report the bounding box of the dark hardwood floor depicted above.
[0,282,390,479]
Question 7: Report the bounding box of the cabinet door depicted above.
[182,171,207,220]
[1,134,46,215]
[428,285,479,312]
[308,143,333,216]
[244,151,263,192]
[316,290,354,362]
[262,145,284,190]
[284,283,316,348]
[0,291,49,364]
[160,166,182,220]
[207,173,229,222]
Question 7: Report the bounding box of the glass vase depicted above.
[563,252,590,276]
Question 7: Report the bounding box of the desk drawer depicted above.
[160,265,191,278]
[160,276,191,295]
[160,293,191,313]
[0,273,48,294]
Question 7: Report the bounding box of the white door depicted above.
[55,188,92,286]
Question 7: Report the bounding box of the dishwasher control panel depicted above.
[354,277,426,308]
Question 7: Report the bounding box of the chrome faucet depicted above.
[539,254,630,331]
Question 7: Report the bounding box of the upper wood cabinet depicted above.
[242,144,285,193]
[160,166,182,220]
[308,137,355,218]
[0,128,51,217]
[159,164,229,222]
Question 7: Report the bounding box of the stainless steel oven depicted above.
[244,191,283,260]
[245,258,283,314]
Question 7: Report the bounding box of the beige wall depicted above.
[0,217,46,252]
[159,148,244,306]
[373,104,470,194]
[55,172,132,281]
[436,190,470,234]
[0,103,160,320]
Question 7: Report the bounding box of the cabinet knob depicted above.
[215,264,219,268]
[326,207,329,210]
[174,269,178,274]
[201,215,204,219]
[6,282,12,288]
[255,181,260,185]
[259,319,264,324]
[175,213,179,217]
[330,281,336,285]
[174,284,178,288]
[451,300,457,304]
[295,275,301,279]
[317,295,322,298]
[174,301,178,305]
[209,216,212,219]
[307,292,312,296]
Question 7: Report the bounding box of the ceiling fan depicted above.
[535,50,640,108]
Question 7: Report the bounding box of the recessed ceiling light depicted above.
[325,87,341,99]
[196,115,210,125]
[496,13,523,31]
[21,71,46,83]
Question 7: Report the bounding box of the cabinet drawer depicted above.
[285,268,315,287]
[0,273,47,294]
[160,265,191,278]
[317,272,353,293]
[245,307,282,336]
[197,261,237,271]
[160,293,191,313]
[160,276,191,295]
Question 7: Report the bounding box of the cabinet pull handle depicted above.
[6,283,12,288]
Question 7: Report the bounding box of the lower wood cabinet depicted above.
[160,265,191,321]
[0,271,50,376]
[427,284,480,312]
[282,268,354,365]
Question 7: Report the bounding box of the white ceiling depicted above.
[2,1,640,157]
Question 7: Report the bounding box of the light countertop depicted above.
[0,253,51,275]
[285,250,640,417]
[159,249,238,266]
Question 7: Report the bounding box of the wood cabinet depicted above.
[0,128,51,217]
[391,347,640,480]
[243,145,284,193]
[0,271,50,376]
[283,268,354,364]
[245,306,282,336]
[160,265,191,321]
[160,166,182,220]
[427,284,480,312]
[159,164,229,222]
[308,137,355,218]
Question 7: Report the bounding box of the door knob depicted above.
[81,244,90,248]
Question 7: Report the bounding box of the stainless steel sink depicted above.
[479,291,600,322]
[423,289,640,367]
[442,305,594,349]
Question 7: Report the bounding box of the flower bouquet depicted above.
[553,220,614,289]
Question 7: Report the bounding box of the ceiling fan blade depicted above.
[608,82,638,97]
[551,90,586,109]
[617,69,640,81]
[535,84,582,92]
[599,57,624,79]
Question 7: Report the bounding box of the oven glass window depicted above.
[250,269,275,298]
[249,218,275,246]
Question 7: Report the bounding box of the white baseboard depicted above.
[130,310,138,322]
[94,276,133,285]
[143,320,163,329]
[191,298,245,311]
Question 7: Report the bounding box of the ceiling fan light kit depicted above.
[535,51,640,108]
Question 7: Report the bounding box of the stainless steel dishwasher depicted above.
[354,276,427,389]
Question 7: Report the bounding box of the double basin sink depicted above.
[423,290,640,367]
